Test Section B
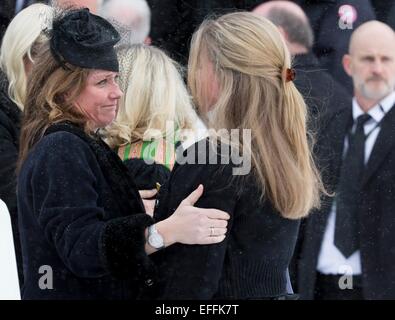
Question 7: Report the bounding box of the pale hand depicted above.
[157,185,230,245]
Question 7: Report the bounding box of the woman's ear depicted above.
[58,91,72,105]
[23,55,33,76]
[63,91,70,101]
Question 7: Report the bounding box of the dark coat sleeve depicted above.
[123,158,170,190]
[153,159,238,299]
[0,112,22,284]
[28,132,154,279]
[0,0,15,42]
[147,0,190,65]
[0,113,18,211]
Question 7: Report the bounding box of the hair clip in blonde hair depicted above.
[285,68,296,82]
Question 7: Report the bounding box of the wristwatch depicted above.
[147,224,165,250]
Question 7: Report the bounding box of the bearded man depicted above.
[293,20,395,300]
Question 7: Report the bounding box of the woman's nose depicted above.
[110,84,123,99]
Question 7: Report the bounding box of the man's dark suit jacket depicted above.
[0,0,16,41]
[0,0,48,42]
[293,102,395,300]
[147,0,263,65]
[293,52,351,132]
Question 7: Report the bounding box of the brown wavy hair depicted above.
[18,44,90,171]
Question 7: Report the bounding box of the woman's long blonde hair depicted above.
[105,44,197,148]
[188,12,324,219]
[0,3,53,110]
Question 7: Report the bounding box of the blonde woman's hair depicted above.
[105,44,197,148]
[18,44,90,171]
[188,12,324,219]
[0,3,53,110]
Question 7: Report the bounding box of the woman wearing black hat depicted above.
[16,8,229,300]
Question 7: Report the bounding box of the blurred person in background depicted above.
[147,0,264,65]
[55,0,102,13]
[0,2,53,287]
[293,21,395,300]
[0,1,49,41]
[254,1,352,129]
[295,0,375,94]
[100,0,151,45]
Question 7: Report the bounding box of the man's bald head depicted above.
[254,0,308,22]
[343,20,395,107]
[253,0,313,50]
[349,21,395,55]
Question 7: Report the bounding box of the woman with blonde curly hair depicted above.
[106,44,203,191]
[150,12,325,300]
[0,3,53,287]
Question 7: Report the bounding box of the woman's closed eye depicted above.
[97,79,107,86]
[97,75,119,86]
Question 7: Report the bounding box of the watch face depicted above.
[148,233,164,249]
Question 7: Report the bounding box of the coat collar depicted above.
[45,122,145,215]
[293,52,322,69]
[326,100,395,188]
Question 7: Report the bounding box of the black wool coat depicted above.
[123,158,170,190]
[147,0,264,65]
[293,52,352,128]
[17,123,156,299]
[0,0,16,42]
[0,1,49,42]
[0,70,23,285]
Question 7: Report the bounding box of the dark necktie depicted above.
[334,113,371,258]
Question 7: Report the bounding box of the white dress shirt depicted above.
[317,91,395,275]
